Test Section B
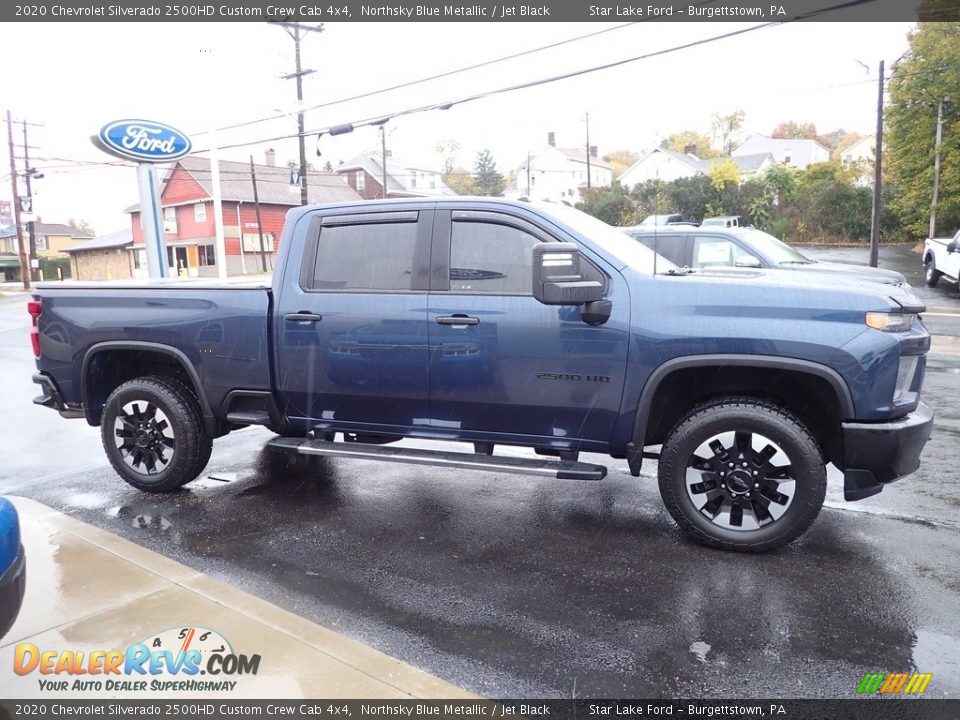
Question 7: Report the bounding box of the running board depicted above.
[267,437,607,481]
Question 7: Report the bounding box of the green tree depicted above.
[473,149,505,196]
[759,163,798,205]
[446,168,477,195]
[576,184,638,226]
[886,22,960,238]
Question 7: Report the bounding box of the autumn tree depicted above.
[771,121,818,139]
[602,149,640,179]
[711,110,746,155]
[662,130,718,158]
[886,22,960,238]
[473,149,505,196]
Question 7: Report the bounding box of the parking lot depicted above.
[1,244,958,698]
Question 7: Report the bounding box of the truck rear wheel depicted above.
[924,258,942,287]
[657,397,826,552]
[100,376,213,493]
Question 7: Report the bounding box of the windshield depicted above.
[739,229,810,264]
[534,202,678,274]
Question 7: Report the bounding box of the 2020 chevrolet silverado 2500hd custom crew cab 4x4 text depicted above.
[29,199,933,551]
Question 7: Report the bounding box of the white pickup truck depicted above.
[923,231,960,287]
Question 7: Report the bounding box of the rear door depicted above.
[426,208,629,445]
[274,208,433,434]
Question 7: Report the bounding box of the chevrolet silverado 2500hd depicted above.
[30,199,933,551]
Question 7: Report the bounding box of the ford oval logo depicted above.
[98,119,192,162]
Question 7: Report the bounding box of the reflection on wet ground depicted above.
[47,431,958,698]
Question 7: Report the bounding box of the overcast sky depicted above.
[1,20,914,234]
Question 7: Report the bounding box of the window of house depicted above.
[356,171,365,191]
[163,207,175,222]
[409,172,417,189]
[448,220,541,295]
[194,203,206,222]
[198,245,216,266]
[309,220,418,291]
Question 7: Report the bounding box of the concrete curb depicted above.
[1,496,475,699]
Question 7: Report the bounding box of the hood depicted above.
[783,260,906,286]
[673,264,924,313]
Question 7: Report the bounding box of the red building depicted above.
[127,153,361,277]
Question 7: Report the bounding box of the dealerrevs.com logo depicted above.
[14,626,260,693]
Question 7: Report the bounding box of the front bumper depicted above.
[842,402,934,501]
[0,544,25,639]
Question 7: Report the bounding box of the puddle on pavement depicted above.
[912,628,960,689]
[689,640,712,663]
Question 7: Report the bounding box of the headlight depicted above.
[893,355,920,405]
[865,312,918,332]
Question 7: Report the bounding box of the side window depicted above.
[634,234,688,267]
[693,236,738,268]
[448,220,541,294]
[310,221,417,291]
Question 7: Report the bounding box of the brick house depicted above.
[63,229,133,281]
[335,154,455,200]
[127,153,361,277]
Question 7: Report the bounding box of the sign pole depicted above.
[136,163,167,279]
[209,136,228,281]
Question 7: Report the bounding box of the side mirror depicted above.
[532,243,605,305]
[734,255,762,268]
[947,241,957,254]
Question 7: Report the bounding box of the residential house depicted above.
[732,135,830,170]
[336,154,455,199]
[0,225,19,281]
[619,147,775,187]
[510,133,613,203]
[838,135,876,164]
[64,229,134,281]
[126,152,361,277]
[34,222,94,258]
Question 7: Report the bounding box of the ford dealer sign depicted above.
[98,119,191,162]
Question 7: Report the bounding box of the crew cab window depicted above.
[309,221,418,291]
[449,220,541,294]
[692,235,753,268]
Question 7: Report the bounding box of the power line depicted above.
[189,21,645,138]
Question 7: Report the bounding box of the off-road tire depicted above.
[658,397,826,552]
[101,376,213,493]
[925,258,942,287]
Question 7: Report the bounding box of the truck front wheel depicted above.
[658,398,826,552]
[100,376,213,493]
[924,258,942,287]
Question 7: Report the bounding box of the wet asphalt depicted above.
[1,244,958,699]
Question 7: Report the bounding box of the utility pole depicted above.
[869,59,884,269]
[929,97,946,240]
[249,155,268,273]
[585,112,592,189]
[526,151,531,196]
[277,22,323,207]
[22,120,38,281]
[5,111,29,290]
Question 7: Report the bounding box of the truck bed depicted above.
[33,283,273,424]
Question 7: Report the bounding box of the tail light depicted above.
[27,299,41,358]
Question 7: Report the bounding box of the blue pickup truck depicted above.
[30,199,933,551]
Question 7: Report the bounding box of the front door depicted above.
[427,209,629,446]
[274,209,433,434]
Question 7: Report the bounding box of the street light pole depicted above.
[929,97,945,240]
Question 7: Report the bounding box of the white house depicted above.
[732,135,830,170]
[839,135,876,165]
[336,154,455,199]
[510,133,613,203]
[619,147,775,187]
